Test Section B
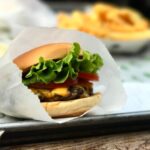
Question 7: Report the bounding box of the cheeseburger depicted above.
[14,43,103,117]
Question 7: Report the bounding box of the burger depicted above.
[14,42,104,118]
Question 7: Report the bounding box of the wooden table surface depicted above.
[3,130,150,150]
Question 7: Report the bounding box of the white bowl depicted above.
[101,38,150,53]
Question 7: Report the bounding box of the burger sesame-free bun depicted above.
[42,93,101,118]
[14,43,72,70]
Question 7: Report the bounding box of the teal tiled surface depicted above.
[115,50,150,82]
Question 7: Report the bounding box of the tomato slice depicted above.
[29,73,99,89]
[78,72,99,81]
[51,79,78,88]
[29,79,78,89]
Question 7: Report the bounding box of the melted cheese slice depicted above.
[31,87,70,98]
[51,88,69,97]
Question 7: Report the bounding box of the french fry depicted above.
[57,3,150,41]
[108,30,150,40]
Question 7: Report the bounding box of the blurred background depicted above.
[43,0,150,18]
[0,0,150,83]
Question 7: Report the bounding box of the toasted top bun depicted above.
[14,43,72,70]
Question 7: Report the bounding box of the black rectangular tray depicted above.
[1,111,150,146]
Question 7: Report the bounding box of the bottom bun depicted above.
[42,93,101,118]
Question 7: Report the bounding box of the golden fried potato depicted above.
[57,3,150,41]
[108,30,150,40]
[107,8,148,31]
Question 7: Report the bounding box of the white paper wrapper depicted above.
[0,27,126,122]
[0,130,4,137]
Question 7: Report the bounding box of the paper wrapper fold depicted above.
[0,27,126,122]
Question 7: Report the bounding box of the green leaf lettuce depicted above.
[23,42,104,85]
